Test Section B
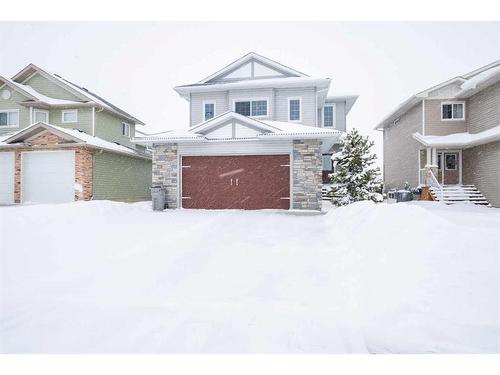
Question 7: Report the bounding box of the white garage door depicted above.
[22,151,75,204]
[0,152,15,204]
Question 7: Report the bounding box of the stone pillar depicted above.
[152,143,178,209]
[292,139,322,210]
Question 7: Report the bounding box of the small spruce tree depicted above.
[329,128,383,206]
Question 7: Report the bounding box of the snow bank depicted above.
[0,201,498,353]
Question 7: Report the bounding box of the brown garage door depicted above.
[181,155,290,209]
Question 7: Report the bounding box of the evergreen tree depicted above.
[329,128,383,206]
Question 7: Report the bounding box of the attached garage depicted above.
[0,151,15,204]
[136,112,341,211]
[181,155,290,209]
[21,151,75,204]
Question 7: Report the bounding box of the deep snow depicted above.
[0,201,499,353]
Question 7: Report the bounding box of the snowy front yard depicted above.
[0,201,499,353]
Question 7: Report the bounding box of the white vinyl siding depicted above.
[275,88,316,126]
[34,109,49,123]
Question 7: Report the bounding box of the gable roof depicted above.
[0,122,151,159]
[198,52,308,84]
[11,64,145,125]
[375,59,500,130]
[132,111,341,152]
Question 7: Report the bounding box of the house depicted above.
[0,64,152,204]
[134,52,357,210]
[375,60,500,207]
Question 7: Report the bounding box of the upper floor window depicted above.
[121,122,131,137]
[62,109,78,123]
[234,99,268,117]
[288,98,301,121]
[34,109,49,123]
[323,104,336,127]
[203,101,216,121]
[441,102,464,120]
[0,110,19,128]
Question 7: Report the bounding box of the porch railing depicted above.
[426,168,444,202]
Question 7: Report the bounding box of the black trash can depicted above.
[396,190,414,202]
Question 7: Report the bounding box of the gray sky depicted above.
[1,22,499,161]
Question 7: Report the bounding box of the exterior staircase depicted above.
[430,185,490,206]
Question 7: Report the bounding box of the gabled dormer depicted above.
[1,63,145,149]
[174,52,332,127]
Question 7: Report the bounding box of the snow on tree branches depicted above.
[329,128,383,206]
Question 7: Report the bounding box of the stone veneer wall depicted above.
[292,139,322,210]
[152,144,178,208]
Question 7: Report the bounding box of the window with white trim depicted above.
[323,104,336,127]
[234,99,268,117]
[322,154,333,171]
[289,98,301,121]
[34,109,49,123]
[203,101,216,121]
[62,109,78,123]
[0,110,19,127]
[121,122,131,137]
[441,102,464,120]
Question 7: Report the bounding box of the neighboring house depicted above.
[134,52,357,210]
[375,60,500,207]
[0,64,151,204]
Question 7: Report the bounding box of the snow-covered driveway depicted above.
[0,201,499,353]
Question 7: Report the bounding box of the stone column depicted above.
[292,139,322,210]
[152,143,178,209]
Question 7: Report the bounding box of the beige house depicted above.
[376,60,500,207]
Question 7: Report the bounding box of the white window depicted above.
[62,109,78,123]
[288,98,301,121]
[121,122,131,137]
[203,101,216,121]
[441,102,465,120]
[323,104,336,127]
[33,109,49,123]
[0,110,19,128]
[234,99,268,117]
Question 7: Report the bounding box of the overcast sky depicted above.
[0,22,498,160]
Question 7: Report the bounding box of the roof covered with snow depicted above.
[375,59,500,130]
[8,64,145,125]
[0,122,151,159]
[133,111,341,148]
[412,124,500,148]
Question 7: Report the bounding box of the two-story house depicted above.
[134,52,357,210]
[376,60,500,207]
[0,64,152,204]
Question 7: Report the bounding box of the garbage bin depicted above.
[396,190,414,202]
[151,186,166,211]
[387,190,397,204]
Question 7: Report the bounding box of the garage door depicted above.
[22,151,75,204]
[0,152,15,205]
[181,155,290,209]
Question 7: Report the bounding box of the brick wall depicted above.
[292,139,322,210]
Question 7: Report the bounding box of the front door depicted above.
[437,151,460,185]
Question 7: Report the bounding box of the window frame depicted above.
[121,122,131,137]
[441,101,465,121]
[202,100,216,121]
[288,97,302,122]
[61,109,78,123]
[232,98,269,118]
[323,103,336,128]
[0,109,20,128]
[33,109,49,124]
